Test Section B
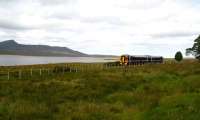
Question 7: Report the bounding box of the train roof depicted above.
[121,55,163,58]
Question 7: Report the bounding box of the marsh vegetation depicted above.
[0,60,200,120]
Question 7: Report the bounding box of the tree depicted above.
[186,35,200,60]
[175,51,183,62]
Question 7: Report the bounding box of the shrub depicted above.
[175,51,183,62]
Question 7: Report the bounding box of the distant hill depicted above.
[0,40,89,57]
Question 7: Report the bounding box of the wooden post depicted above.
[19,70,21,79]
[30,69,33,76]
[48,69,50,75]
[7,71,9,80]
[40,69,42,76]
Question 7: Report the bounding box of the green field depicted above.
[0,60,200,120]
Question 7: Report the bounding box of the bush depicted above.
[175,51,183,62]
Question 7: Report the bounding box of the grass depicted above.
[0,60,200,120]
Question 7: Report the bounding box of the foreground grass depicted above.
[0,60,200,120]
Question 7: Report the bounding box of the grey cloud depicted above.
[81,16,126,26]
[79,40,100,44]
[133,43,167,46]
[0,29,20,42]
[0,33,17,39]
[116,0,166,10]
[0,0,198,57]
[150,32,199,38]
[131,42,191,50]
[0,0,20,4]
[0,19,62,31]
[0,19,78,32]
[44,37,72,46]
[0,0,30,8]
[48,14,78,20]
[0,20,35,30]
[79,16,127,31]
[38,0,76,6]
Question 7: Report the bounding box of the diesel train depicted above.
[120,55,163,65]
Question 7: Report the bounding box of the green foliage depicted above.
[186,35,200,60]
[142,94,200,120]
[0,61,200,120]
[175,51,183,62]
[104,61,121,66]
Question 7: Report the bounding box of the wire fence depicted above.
[0,60,176,80]
[0,63,105,80]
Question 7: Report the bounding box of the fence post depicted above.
[7,71,9,80]
[30,69,33,76]
[19,70,21,79]
[40,69,42,76]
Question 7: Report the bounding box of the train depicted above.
[120,55,163,65]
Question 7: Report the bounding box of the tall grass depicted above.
[0,60,200,120]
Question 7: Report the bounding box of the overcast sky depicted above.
[0,0,199,57]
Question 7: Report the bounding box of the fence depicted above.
[0,61,176,80]
[0,67,78,80]
[0,63,106,80]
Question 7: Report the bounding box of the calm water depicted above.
[0,55,117,66]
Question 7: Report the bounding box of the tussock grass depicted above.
[0,60,200,120]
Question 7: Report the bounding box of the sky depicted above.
[0,0,200,57]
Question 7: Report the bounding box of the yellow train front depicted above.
[120,55,163,65]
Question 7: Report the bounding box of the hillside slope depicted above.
[0,40,88,57]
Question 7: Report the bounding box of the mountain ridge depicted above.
[0,40,89,57]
